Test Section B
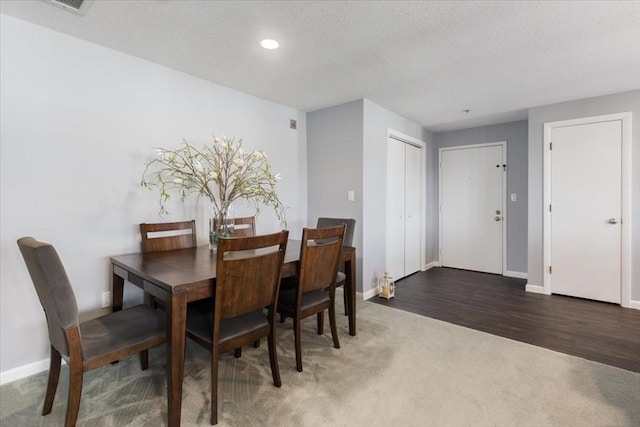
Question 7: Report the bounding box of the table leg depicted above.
[111,266,124,312]
[345,255,356,336]
[167,292,187,427]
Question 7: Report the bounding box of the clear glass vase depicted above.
[209,201,234,250]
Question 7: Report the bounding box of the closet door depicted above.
[386,138,406,280]
[386,138,422,280]
[404,143,421,275]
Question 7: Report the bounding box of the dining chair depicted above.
[316,217,356,315]
[213,216,256,237]
[17,237,166,427]
[277,224,345,372]
[140,219,197,253]
[185,230,288,425]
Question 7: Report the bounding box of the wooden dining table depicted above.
[110,240,356,427]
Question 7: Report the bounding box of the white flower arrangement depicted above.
[141,136,286,227]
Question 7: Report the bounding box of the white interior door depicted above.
[440,143,505,274]
[404,143,421,275]
[549,120,622,303]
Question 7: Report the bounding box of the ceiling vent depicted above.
[43,0,95,15]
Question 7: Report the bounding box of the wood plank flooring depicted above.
[370,267,640,373]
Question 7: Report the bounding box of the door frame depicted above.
[438,141,507,275]
[543,112,632,307]
[386,129,427,273]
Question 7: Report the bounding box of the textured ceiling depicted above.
[1,0,639,132]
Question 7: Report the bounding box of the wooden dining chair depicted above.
[316,217,356,315]
[17,237,166,427]
[213,216,256,237]
[277,224,345,372]
[185,231,288,425]
[139,220,197,253]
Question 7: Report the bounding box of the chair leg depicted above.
[139,349,149,370]
[329,304,340,349]
[267,327,281,387]
[210,349,219,425]
[294,317,303,372]
[317,312,324,335]
[253,339,260,348]
[65,357,83,427]
[343,287,349,316]
[43,346,61,415]
[234,348,242,358]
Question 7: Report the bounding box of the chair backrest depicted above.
[140,220,197,253]
[316,217,355,247]
[215,231,288,319]
[213,216,256,238]
[298,225,345,294]
[17,237,78,357]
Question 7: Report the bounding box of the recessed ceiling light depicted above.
[261,39,279,50]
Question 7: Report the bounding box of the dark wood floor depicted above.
[371,267,640,373]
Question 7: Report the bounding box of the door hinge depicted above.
[549,266,552,274]
[549,204,552,212]
[549,142,552,150]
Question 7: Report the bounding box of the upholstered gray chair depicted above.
[317,217,356,314]
[17,237,166,427]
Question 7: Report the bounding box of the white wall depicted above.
[0,14,307,378]
[527,90,640,302]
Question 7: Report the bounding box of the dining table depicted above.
[110,240,356,427]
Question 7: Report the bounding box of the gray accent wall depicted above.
[307,98,431,296]
[307,100,364,292]
[527,90,640,301]
[433,120,529,274]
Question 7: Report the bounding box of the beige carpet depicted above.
[1,300,639,426]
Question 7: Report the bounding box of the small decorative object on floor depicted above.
[378,272,395,299]
[141,135,287,249]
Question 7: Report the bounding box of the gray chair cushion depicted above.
[278,285,329,312]
[186,305,268,346]
[80,305,166,360]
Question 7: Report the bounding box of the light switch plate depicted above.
[347,190,355,202]
[510,193,517,202]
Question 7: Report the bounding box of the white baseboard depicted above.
[504,270,527,279]
[1,357,57,385]
[422,261,441,271]
[363,287,378,300]
[525,283,546,294]
[629,300,640,310]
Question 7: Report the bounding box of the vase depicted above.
[209,201,234,249]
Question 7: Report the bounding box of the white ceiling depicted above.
[2,0,639,132]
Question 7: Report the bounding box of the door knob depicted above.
[608,218,618,224]
[494,216,501,222]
